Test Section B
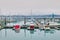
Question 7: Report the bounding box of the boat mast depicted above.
[31,9,33,20]
[52,13,54,22]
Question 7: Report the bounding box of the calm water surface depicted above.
[0,29,60,40]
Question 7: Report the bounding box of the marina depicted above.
[0,14,60,29]
[0,14,60,40]
[0,0,60,40]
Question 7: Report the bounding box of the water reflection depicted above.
[50,29,56,34]
[24,29,26,37]
[29,30,35,34]
[39,29,55,34]
[13,29,20,33]
[30,30,34,34]
[13,29,35,36]
[5,29,7,37]
[0,29,60,40]
[44,29,55,34]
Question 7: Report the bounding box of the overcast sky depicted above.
[0,0,60,15]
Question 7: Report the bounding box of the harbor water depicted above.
[0,17,60,40]
[0,29,60,40]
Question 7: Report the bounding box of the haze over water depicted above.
[0,0,60,15]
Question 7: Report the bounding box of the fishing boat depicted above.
[47,22,60,27]
[39,22,50,30]
[27,24,34,30]
[44,26,50,30]
[27,22,35,30]
[40,21,60,29]
[13,25,21,30]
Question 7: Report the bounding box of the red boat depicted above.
[30,25,34,29]
[27,24,34,30]
[13,25,21,30]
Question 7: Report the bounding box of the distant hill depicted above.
[0,14,60,18]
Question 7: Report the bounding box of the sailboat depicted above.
[27,10,34,30]
[44,23,50,30]
[47,22,60,27]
